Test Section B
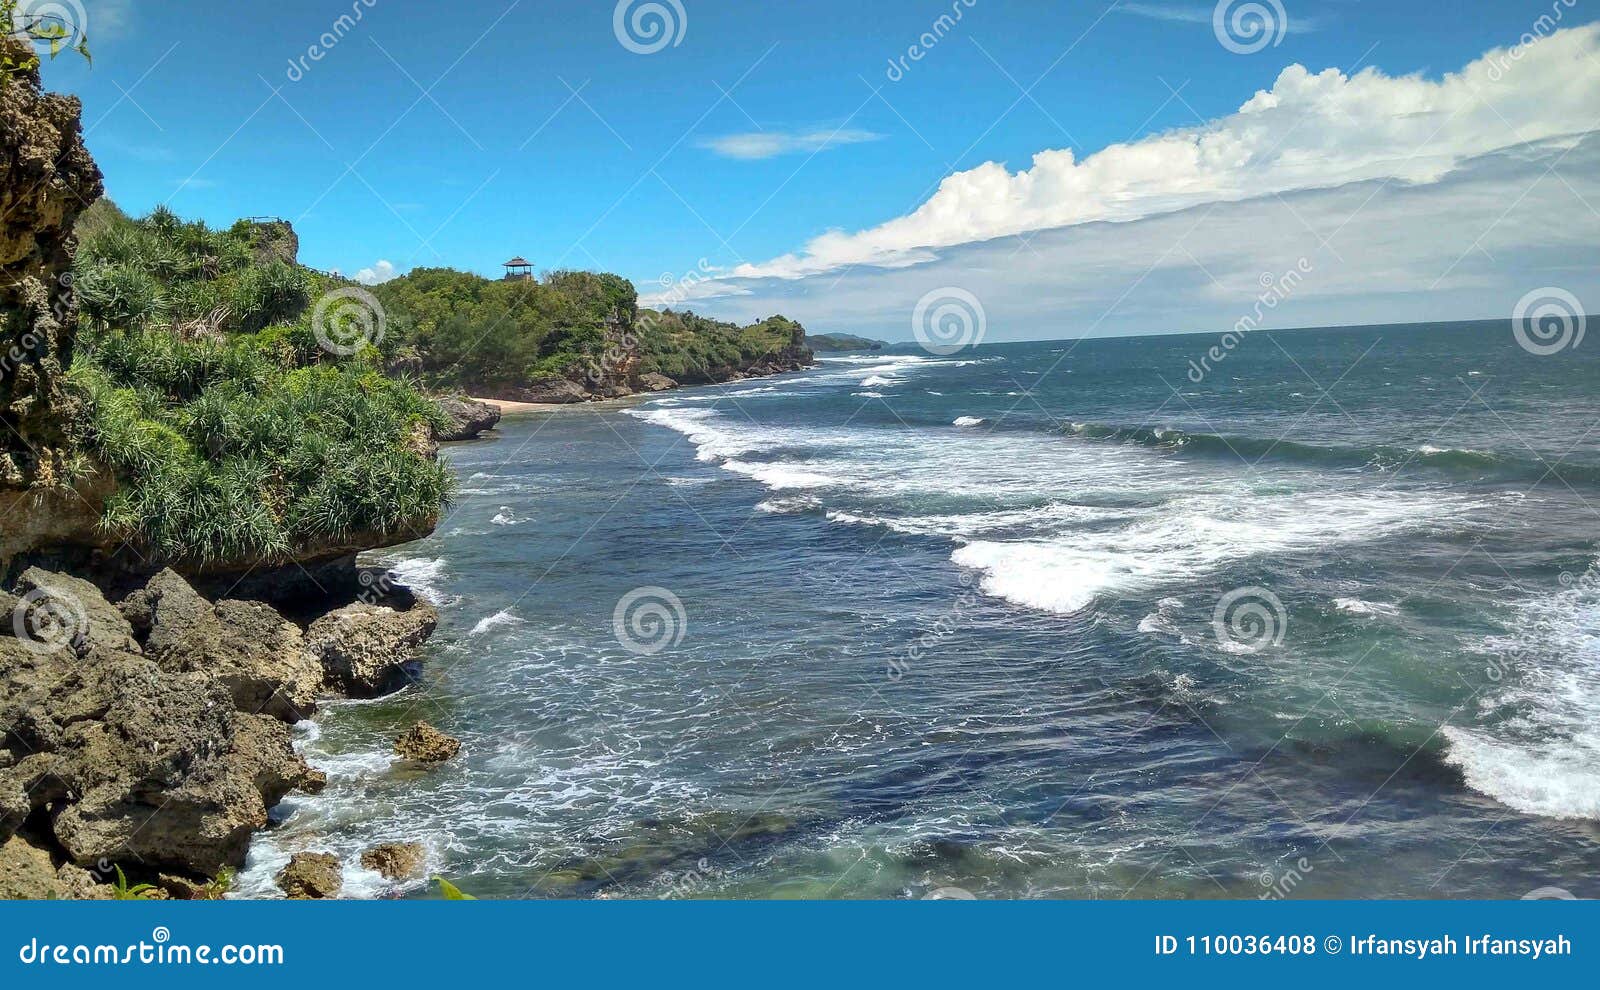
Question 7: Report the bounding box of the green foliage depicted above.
[2,0,91,75]
[69,333,450,566]
[434,876,476,900]
[111,866,157,900]
[196,867,235,901]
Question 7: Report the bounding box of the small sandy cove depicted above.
[466,395,637,414]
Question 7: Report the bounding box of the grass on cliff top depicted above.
[70,332,450,565]
[65,202,450,566]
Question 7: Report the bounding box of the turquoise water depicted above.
[239,320,1600,899]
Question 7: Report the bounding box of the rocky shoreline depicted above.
[0,562,451,899]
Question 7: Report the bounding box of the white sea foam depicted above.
[384,557,452,604]
[1333,597,1399,616]
[860,375,896,387]
[852,391,885,398]
[491,506,520,526]
[952,416,985,427]
[1442,569,1600,820]
[471,609,525,636]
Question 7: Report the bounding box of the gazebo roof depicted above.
[502,257,531,267]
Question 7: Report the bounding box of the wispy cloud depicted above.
[698,128,884,160]
[1117,2,1321,33]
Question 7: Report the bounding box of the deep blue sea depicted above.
[239,320,1600,899]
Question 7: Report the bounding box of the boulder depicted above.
[0,571,320,879]
[432,396,502,441]
[0,836,107,900]
[393,722,460,763]
[307,600,438,697]
[517,378,591,404]
[131,568,321,721]
[276,851,342,899]
[360,841,426,880]
[637,372,678,392]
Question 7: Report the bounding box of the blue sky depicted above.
[39,0,1600,339]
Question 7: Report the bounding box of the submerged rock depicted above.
[360,841,426,880]
[432,396,502,441]
[276,851,342,899]
[393,721,461,763]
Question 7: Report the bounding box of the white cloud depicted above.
[679,133,1600,343]
[689,25,1600,289]
[354,260,400,285]
[698,128,885,160]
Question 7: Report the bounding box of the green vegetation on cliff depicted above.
[371,266,810,391]
[65,203,449,567]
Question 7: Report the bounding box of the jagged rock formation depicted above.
[276,851,342,899]
[393,721,461,763]
[431,395,501,441]
[0,564,441,895]
[0,37,103,489]
[360,841,425,880]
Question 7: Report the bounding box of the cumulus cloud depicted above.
[683,133,1600,343]
[354,260,400,285]
[698,128,885,160]
[696,25,1600,287]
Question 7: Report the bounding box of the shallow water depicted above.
[238,320,1600,899]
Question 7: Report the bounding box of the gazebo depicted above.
[502,256,533,280]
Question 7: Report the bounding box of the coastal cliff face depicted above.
[0,37,103,490]
[488,314,816,405]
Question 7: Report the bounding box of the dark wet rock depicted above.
[307,599,438,697]
[517,378,591,404]
[276,851,342,899]
[393,721,460,763]
[360,841,426,880]
[432,396,502,441]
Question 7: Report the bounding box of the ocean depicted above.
[237,319,1600,899]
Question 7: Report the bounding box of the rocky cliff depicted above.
[0,37,103,489]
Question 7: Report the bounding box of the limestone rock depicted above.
[432,396,502,441]
[307,600,438,697]
[393,722,460,763]
[276,851,342,899]
[360,841,426,880]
